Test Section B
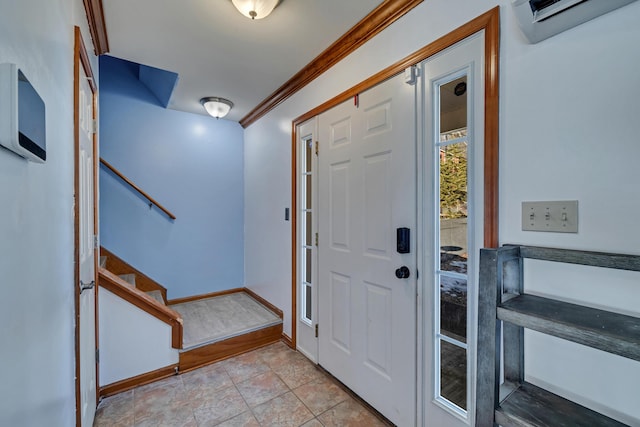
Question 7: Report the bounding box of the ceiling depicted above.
[102,0,385,122]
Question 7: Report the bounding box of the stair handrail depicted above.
[100,158,177,220]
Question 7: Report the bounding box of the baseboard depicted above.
[281,333,294,349]
[167,287,283,321]
[167,288,244,305]
[179,323,282,373]
[243,288,283,319]
[99,364,178,398]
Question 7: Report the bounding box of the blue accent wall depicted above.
[99,55,244,299]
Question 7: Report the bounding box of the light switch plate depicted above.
[522,200,578,233]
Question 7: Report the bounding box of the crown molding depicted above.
[83,0,110,55]
[239,0,423,128]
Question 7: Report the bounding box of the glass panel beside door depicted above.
[435,74,470,413]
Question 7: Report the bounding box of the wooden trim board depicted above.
[167,288,244,305]
[98,268,183,349]
[100,246,168,303]
[239,0,423,128]
[243,288,284,319]
[83,0,109,55]
[281,333,294,349]
[179,324,282,373]
[99,364,178,398]
[291,7,500,349]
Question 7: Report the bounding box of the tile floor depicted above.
[94,341,391,427]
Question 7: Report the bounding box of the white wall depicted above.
[244,0,640,423]
[99,289,179,386]
[0,0,96,425]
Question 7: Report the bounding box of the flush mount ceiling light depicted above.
[231,0,280,20]
[200,97,233,119]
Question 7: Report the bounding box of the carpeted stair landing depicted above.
[169,292,282,350]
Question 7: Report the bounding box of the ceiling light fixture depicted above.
[231,0,279,20]
[200,97,233,119]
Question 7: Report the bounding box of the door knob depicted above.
[395,266,410,279]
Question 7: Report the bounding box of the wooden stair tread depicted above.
[496,382,627,427]
[497,294,640,361]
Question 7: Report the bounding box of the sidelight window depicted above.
[434,74,470,414]
[300,137,314,324]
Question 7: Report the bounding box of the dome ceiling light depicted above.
[231,0,280,20]
[200,97,233,119]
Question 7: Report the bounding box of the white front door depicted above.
[318,73,416,426]
[78,62,97,427]
[419,33,485,426]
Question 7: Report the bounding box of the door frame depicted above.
[74,25,99,427]
[291,7,499,351]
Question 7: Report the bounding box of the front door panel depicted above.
[318,73,416,426]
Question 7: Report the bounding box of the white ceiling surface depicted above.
[102,0,385,122]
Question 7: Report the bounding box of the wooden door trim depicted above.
[74,25,98,427]
[83,0,109,55]
[291,7,500,349]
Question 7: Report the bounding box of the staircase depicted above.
[98,247,283,396]
[476,245,640,427]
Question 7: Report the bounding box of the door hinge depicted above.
[95,348,100,363]
[315,324,318,338]
[404,65,420,85]
[315,141,319,156]
[315,232,318,247]
[91,119,97,134]
[94,235,99,249]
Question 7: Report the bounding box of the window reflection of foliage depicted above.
[440,142,468,219]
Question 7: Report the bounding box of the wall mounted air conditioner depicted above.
[512,0,638,43]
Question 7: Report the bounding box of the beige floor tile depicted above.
[272,358,326,389]
[221,352,272,383]
[94,390,134,426]
[260,343,308,369]
[181,362,233,392]
[300,419,324,427]
[191,385,249,426]
[214,410,260,427]
[133,377,189,420]
[93,413,133,427]
[133,403,197,427]
[317,398,387,427]
[252,391,314,427]
[236,370,289,407]
[293,376,350,415]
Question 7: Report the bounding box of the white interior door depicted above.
[419,33,485,427]
[78,64,97,427]
[318,73,417,426]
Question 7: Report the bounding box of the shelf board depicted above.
[516,245,640,272]
[496,382,627,427]
[497,294,640,361]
